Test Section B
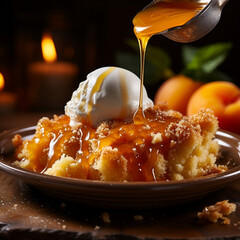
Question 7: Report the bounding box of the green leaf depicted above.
[126,38,171,69]
[115,51,166,86]
[185,42,232,73]
[181,45,198,66]
[146,44,171,72]
[123,38,173,83]
[115,51,139,76]
[183,68,234,83]
[205,70,234,83]
[125,38,140,52]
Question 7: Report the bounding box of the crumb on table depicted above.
[101,212,111,223]
[197,200,236,225]
[134,215,144,221]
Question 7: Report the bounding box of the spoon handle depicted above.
[219,0,229,8]
[143,0,163,10]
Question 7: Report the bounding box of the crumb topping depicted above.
[151,132,163,144]
[13,107,225,182]
[12,134,22,147]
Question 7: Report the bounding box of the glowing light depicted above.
[41,33,57,63]
[0,73,4,91]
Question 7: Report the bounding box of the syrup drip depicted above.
[133,37,149,123]
[15,105,184,181]
[87,66,116,123]
[133,0,206,122]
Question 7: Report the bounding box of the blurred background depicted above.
[0,0,239,117]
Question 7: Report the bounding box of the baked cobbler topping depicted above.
[13,104,226,182]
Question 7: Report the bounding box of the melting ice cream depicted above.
[65,67,153,127]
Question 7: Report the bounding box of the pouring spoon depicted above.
[144,0,230,43]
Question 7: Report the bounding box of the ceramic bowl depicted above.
[0,126,240,209]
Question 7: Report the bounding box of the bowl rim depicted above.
[0,125,240,191]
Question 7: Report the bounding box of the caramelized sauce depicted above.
[133,1,205,39]
[133,1,205,122]
[133,37,149,123]
[15,115,94,174]
[87,67,116,123]
[96,106,180,181]
[15,106,184,181]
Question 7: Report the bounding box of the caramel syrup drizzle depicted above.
[133,1,205,122]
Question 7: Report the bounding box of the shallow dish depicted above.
[0,126,240,209]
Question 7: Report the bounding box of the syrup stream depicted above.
[133,1,206,122]
[133,37,150,123]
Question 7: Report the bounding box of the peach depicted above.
[187,81,240,134]
[154,75,201,115]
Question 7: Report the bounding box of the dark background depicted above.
[0,0,239,111]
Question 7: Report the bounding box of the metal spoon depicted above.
[145,0,230,43]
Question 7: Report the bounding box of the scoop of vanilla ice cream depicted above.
[65,66,153,127]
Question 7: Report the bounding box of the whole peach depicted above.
[187,81,240,134]
[154,75,201,115]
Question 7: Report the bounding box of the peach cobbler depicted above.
[13,106,225,181]
[12,0,226,182]
[13,67,226,182]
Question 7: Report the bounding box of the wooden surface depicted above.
[0,112,62,132]
[0,170,240,240]
[0,113,240,239]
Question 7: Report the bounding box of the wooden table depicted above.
[0,170,239,240]
[0,112,240,239]
[0,112,62,132]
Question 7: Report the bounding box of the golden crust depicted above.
[12,134,22,147]
[92,146,128,181]
[14,107,225,182]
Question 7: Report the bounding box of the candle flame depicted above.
[41,33,57,63]
[0,73,4,91]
